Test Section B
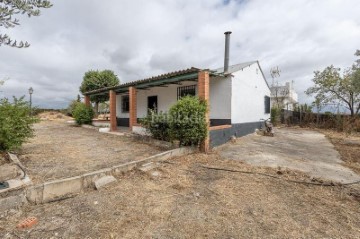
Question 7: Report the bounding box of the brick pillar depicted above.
[129,87,137,130]
[198,71,210,153]
[84,95,91,107]
[109,90,117,132]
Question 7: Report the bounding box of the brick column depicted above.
[109,90,117,132]
[84,95,91,107]
[198,71,210,153]
[129,87,137,130]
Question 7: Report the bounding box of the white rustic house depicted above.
[84,32,271,149]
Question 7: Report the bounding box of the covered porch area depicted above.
[84,68,225,152]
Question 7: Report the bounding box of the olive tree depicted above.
[306,50,360,116]
[0,0,52,48]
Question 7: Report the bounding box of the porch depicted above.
[84,68,229,151]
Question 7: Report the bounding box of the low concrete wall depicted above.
[25,147,196,204]
[210,121,261,147]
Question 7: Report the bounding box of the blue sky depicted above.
[0,0,359,109]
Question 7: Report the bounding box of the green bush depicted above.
[140,96,208,146]
[271,107,281,126]
[72,103,94,125]
[0,97,38,151]
[140,110,171,141]
[169,96,208,146]
[67,100,82,116]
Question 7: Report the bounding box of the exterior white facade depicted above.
[115,61,270,127]
[231,62,271,123]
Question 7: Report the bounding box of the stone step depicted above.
[138,162,160,172]
[94,176,117,190]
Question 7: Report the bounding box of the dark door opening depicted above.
[147,96,158,113]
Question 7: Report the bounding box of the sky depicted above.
[0,0,359,109]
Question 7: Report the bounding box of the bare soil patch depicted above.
[1,153,360,238]
[319,129,360,174]
[18,120,162,183]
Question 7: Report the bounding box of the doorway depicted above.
[147,96,158,113]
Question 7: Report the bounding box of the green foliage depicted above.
[72,103,94,125]
[140,110,171,141]
[140,96,208,146]
[306,50,360,116]
[66,100,82,117]
[79,70,120,104]
[0,97,38,151]
[270,107,281,125]
[169,96,208,146]
[0,0,52,48]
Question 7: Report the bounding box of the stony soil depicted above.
[1,153,360,238]
[18,120,162,183]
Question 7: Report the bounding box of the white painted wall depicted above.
[209,76,231,119]
[136,81,197,118]
[134,78,231,120]
[231,62,271,124]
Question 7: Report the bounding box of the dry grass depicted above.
[37,111,72,121]
[319,129,360,174]
[1,152,360,238]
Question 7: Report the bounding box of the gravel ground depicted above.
[1,153,359,238]
[18,120,162,183]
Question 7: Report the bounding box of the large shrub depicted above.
[0,97,38,151]
[67,100,82,116]
[140,110,171,141]
[169,96,208,146]
[140,96,208,146]
[72,103,94,125]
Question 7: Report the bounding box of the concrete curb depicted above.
[25,147,197,204]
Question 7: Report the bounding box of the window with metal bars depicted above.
[264,95,270,114]
[122,95,129,113]
[177,85,196,100]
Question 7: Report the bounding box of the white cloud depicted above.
[0,0,359,108]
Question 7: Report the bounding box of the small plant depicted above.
[72,103,94,125]
[0,97,38,151]
[270,107,281,126]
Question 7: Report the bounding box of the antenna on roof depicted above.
[270,66,281,86]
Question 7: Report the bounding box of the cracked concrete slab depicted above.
[218,128,360,183]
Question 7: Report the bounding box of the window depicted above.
[264,96,270,114]
[147,96,158,113]
[177,85,196,100]
[122,95,129,113]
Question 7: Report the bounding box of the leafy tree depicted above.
[0,96,38,151]
[0,0,52,48]
[306,51,360,116]
[79,70,119,114]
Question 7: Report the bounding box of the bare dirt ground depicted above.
[320,129,360,174]
[218,127,360,183]
[1,153,360,238]
[18,120,162,183]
